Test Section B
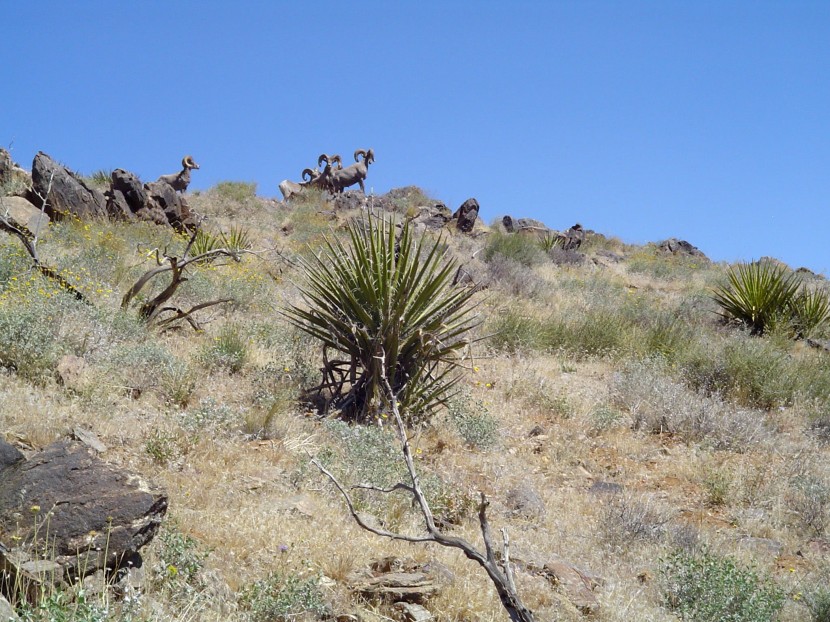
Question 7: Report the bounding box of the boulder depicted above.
[555,223,585,251]
[411,203,452,231]
[0,439,167,583]
[543,560,600,614]
[144,180,197,231]
[516,218,548,231]
[505,484,546,520]
[658,238,707,259]
[348,557,441,603]
[452,198,479,233]
[0,196,50,233]
[0,592,18,621]
[30,152,106,220]
[105,169,146,220]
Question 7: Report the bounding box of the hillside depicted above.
[1,172,830,622]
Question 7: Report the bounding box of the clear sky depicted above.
[2,1,828,273]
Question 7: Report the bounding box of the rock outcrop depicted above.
[658,238,707,259]
[452,198,479,233]
[30,152,107,220]
[0,438,167,586]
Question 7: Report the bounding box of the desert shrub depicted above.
[661,548,784,622]
[0,287,85,383]
[285,214,478,423]
[190,225,253,257]
[600,493,673,546]
[325,419,405,492]
[547,246,585,266]
[447,390,499,449]
[612,357,769,451]
[148,523,210,606]
[720,336,797,409]
[482,230,546,267]
[181,398,238,432]
[587,404,624,435]
[712,260,801,335]
[16,589,111,622]
[214,180,257,202]
[789,473,830,536]
[200,323,248,373]
[107,341,179,397]
[487,309,550,353]
[487,253,545,298]
[805,583,830,622]
[240,569,329,622]
[627,247,707,280]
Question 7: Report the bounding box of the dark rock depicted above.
[110,168,147,214]
[452,198,479,233]
[505,484,546,520]
[516,218,547,230]
[0,438,25,472]
[556,223,585,251]
[658,238,707,259]
[30,152,106,220]
[528,425,546,438]
[0,440,167,581]
[144,181,197,232]
[412,203,452,231]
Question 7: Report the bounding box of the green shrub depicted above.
[284,214,479,423]
[240,569,329,621]
[200,324,248,373]
[487,309,549,353]
[483,231,546,267]
[661,548,784,622]
[447,390,499,448]
[805,584,830,622]
[712,261,801,335]
[213,180,257,202]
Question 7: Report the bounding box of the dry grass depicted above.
[1,185,829,621]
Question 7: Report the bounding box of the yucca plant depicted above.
[712,261,801,335]
[190,226,252,257]
[789,288,830,339]
[284,214,480,424]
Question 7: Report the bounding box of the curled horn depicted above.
[182,155,200,170]
[302,168,318,181]
[318,154,330,168]
[331,154,343,169]
[365,148,374,164]
[354,149,367,162]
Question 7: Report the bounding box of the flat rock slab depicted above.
[0,439,167,580]
[543,560,600,614]
[0,196,50,233]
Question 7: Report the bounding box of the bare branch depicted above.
[312,348,537,622]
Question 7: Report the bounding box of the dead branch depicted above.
[312,350,536,622]
[0,176,90,304]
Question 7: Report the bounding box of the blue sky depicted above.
[2,1,828,273]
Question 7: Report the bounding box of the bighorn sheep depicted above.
[278,167,322,202]
[329,149,374,194]
[157,155,200,193]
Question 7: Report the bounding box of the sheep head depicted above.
[302,168,321,182]
[182,155,200,170]
[354,149,374,164]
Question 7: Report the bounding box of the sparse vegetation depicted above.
[2,181,829,622]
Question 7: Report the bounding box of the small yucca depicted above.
[712,261,801,335]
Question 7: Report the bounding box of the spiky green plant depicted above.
[789,288,830,339]
[712,261,801,335]
[284,214,479,424]
[190,226,252,257]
